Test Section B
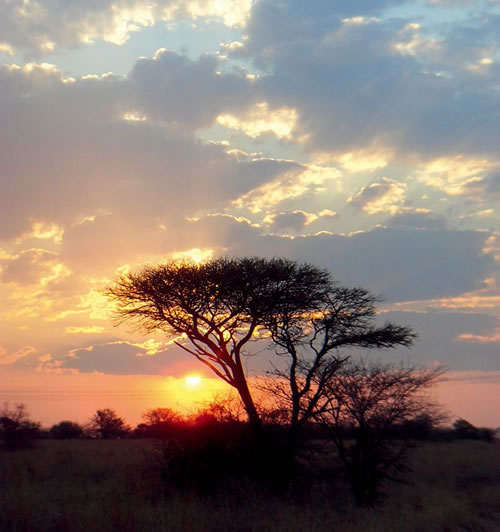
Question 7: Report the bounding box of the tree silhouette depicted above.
[317,360,445,505]
[261,285,416,462]
[106,257,330,431]
[49,421,84,440]
[88,408,129,439]
[0,403,41,450]
[136,408,185,439]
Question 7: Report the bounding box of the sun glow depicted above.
[171,248,213,264]
[185,374,202,388]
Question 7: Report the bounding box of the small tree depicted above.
[106,257,330,432]
[261,285,415,462]
[49,421,84,440]
[87,408,129,439]
[452,418,495,442]
[452,418,479,439]
[136,408,185,439]
[317,360,445,505]
[195,392,247,424]
[0,403,42,450]
[142,407,183,426]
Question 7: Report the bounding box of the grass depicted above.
[0,439,498,531]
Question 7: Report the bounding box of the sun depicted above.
[185,374,202,388]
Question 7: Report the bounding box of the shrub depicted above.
[87,408,130,439]
[0,403,42,451]
[49,421,84,439]
[451,418,495,442]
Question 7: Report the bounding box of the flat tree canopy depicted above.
[107,257,416,432]
[106,257,331,429]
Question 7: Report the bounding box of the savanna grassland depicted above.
[1,439,498,532]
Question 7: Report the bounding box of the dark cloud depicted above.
[194,216,495,302]
[386,211,448,229]
[59,339,275,376]
[377,311,500,371]
[130,50,253,130]
[347,178,405,212]
[59,342,184,375]
[266,211,310,233]
[484,172,500,198]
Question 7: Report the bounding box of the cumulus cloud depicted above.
[417,156,500,197]
[228,0,500,171]
[216,102,298,139]
[0,0,252,55]
[347,178,407,214]
[385,211,447,229]
[129,50,254,130]
[233,164,341,213]
[175,216,496,302]
[379,311,500,371]
[58,340,190,375]
[0,57,289,253]
[0,249,62,285]
[264,209,337,234]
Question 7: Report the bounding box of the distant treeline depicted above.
[1,402,496,446]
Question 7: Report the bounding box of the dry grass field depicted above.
[0,439,499,532]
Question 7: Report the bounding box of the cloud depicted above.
[457,329,500,343]
[417,156,500,197]
[0,249,61,285]
[0,58,287,251]
[65,326,106,335]
[216,102,298,139]
[0,346,36,366]
[374,311,500,371]
[0,0,252,55]
[386,211,447,230]
[347,178,407,214]
[171,216,496,303]
[129,50,254,130]
[264,209,337,234]
[229,0,500,171]
[233,164,341,213]
[58,340,190,375]
[264,210,316,233]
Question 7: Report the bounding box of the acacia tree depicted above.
[106,257,330,432]
[261,285,416,459]
[317,360,445,505]
[88,408,129,439]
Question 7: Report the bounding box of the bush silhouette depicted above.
[452,418,495,442]
[87,408,130,439]
[0,404,42,451]
[49,421,84,439]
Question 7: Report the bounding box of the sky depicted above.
[0,0,499,427]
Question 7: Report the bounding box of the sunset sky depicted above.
[1,0,499,427]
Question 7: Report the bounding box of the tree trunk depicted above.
[232,363,261,433]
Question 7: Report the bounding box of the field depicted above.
[0,439,499,532]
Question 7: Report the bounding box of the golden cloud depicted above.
[217,102,298,139]
[417,155,499,196]
[234,164,340,213]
